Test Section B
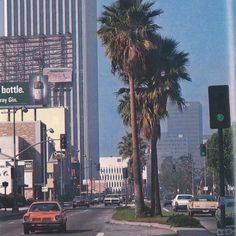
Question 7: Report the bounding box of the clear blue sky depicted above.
[97,0,236,156]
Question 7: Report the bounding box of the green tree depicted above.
[117,35,190,215]
[139,35,190,215]
[207,126,234,186]
[98,0,163,217]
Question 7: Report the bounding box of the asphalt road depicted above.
[0,205,176,236]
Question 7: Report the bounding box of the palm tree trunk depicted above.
[151,120,162,216]
[150,129,157,216]
[128,75,145,217]
[153,120,162,215]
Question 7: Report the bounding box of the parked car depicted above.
[22,201,67,234]
[187,194,218,216]
[104,194,121,206]
[172,194,193,212]
[72,195,90,208]
[216,197,236,228]
[163,193,175,207]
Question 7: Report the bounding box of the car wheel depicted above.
[117,203,120,206]
[23,226,30,235]
[73,205,76,209]
[211,212,215,217]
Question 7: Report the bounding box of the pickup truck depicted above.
[187,194,218,216]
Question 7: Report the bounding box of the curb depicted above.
[110,219,177,233]
[110,219,212,235]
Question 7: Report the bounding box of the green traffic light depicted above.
[216,114,225,122]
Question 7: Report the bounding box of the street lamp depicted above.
[43,128,54,200]
[12,106,28,212]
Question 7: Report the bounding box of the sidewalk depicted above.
[110,219,216,236]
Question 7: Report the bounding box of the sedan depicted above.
[22,201,67,234]
[73,195,90,208]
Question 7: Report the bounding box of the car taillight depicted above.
[23,215,30,222]
[55,215,63,221]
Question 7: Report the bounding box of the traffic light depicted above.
[60,134,67,150]
[200,144,207,157]
[208,85,231,129]
[122,167,128,179]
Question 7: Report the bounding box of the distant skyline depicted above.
[97,0,236,156]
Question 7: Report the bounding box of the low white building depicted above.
[99,156,128,193]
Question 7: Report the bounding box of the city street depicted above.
[0,205,176,236]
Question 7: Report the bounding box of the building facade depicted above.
[0,121,46,199]
[167,101,203,165]
[100,156,128,194]
[0,0,99,180]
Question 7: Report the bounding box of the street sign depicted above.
[203,186,208,191]
[42,186,48,192]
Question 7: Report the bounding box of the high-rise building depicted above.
[0,0,99,179]
[167,101,203,162]
[157,101,203,168]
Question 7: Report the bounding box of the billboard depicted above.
[0,75,48,108]
[29,75,49,106]
[43,68,72,83]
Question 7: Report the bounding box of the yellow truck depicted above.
[187,194,218,216]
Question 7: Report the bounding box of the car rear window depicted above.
[178,195,192,200]
[30,203,60,212]
[226,201,235,207]
[194,195,216,201]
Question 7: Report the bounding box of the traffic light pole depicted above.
[218,128,225,229]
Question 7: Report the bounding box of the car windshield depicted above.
[29,203,60,212]
[106,194,118,198]
[178,195,192,200]
[194,195,216,201]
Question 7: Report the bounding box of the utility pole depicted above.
[208,85,230,232]
[218,128,226,228]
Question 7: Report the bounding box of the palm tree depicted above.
[117,34,190,215]
[98,0,163,217]
[139,35,190,215]
[117,132,147,196]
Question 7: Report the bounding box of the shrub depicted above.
[167,214,202,227]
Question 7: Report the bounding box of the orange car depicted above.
[22,201,67,234]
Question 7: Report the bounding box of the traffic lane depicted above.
[0,217,23,236]
[195,215,217,234]
[0,205,115,236]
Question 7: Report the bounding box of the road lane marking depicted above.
[8,221,15,224]
[96,233,104,236]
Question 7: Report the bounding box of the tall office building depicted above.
[157,101,203,168]
[0,0,99,179]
